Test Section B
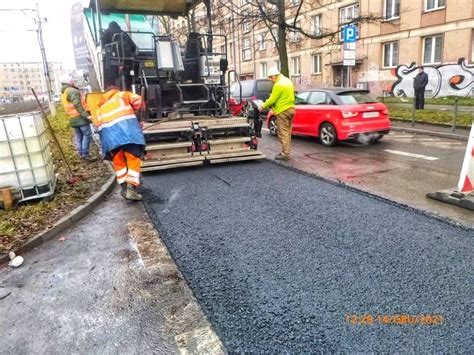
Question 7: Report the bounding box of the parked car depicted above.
[266,88,391,146]
[229,79,273,116]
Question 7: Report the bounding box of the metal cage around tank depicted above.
[0,111,57,202]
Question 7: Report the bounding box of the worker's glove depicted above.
[254,100,264,112]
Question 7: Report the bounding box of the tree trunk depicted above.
[277,1,289,77]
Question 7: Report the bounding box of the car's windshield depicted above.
[337,91,378,104]
[256,80,273,94]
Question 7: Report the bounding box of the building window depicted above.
[423,35,443,64]
[312,54,322,74]
[260,62,267,78]
[312,15,322,36]
[242,17,250,33]
[383,42,399,68]
[257,34,266,50]
[289,21,301,42]
[229,42,234,59]
[291,57,301,76]
[271,26,278,47]
[242,38,251,61]
[275,60,281,70]
[425,0,445,11]
[339,3,359,24]
[384,0,400,19]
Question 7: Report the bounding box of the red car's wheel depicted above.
[269,116,278,136]
[319,122,337,147]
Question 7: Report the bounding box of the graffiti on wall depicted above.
[391,58,474,98]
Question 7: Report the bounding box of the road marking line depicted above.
[262,128,270,132]
[383,149,439,161]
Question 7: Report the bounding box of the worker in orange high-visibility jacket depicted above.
[94,87,145,201]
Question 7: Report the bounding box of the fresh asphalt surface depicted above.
[142,160,473,353]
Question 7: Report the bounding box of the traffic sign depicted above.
[342,25,358,42]
[343,50,356,60]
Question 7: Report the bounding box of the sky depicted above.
[0,0,89,70]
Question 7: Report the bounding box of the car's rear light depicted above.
[382,107,389,115]
[342,111,358,119]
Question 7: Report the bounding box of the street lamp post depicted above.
[34,3,56,115]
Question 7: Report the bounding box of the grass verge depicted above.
[0,106,110,256]
[379,96,474,106]
[388,107,473,127]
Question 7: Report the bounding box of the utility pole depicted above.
[34,3,56,115]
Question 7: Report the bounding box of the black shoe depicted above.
[81,156,97,162]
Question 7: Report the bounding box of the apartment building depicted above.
[169,0,474,96]
[0,62,64,101]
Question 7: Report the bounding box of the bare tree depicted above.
[215,0,385,77]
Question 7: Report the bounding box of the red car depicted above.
[266,88,390,146]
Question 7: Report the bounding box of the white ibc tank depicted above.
[0,111,56,199]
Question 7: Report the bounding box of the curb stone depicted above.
[0,163,116,265]
[390,123,469,142]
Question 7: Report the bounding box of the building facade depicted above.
[169,0,474,97]
[0,62,64,102]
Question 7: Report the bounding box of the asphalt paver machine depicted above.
[84,0,264,171]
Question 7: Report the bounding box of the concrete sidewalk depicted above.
[0,188,223,354]
[391,120,470,141]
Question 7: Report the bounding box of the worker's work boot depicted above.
[125,184,143,201]
[275,153,290,161]
[120,183,127,198]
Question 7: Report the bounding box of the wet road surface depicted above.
[260,129,473,226]
[142,161,473,353]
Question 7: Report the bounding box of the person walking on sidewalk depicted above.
[261,68,295,160]
[414,66,429,110]
[60,76,93,161]
[94,87,145,201]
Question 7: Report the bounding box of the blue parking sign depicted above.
[342,25,358,42]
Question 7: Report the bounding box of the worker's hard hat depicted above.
[267,67,280,77]
[60,74,75,85]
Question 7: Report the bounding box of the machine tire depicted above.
[319,122,338,147]
[269,116,278,136]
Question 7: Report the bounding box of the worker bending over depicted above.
[94,87,145,201]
